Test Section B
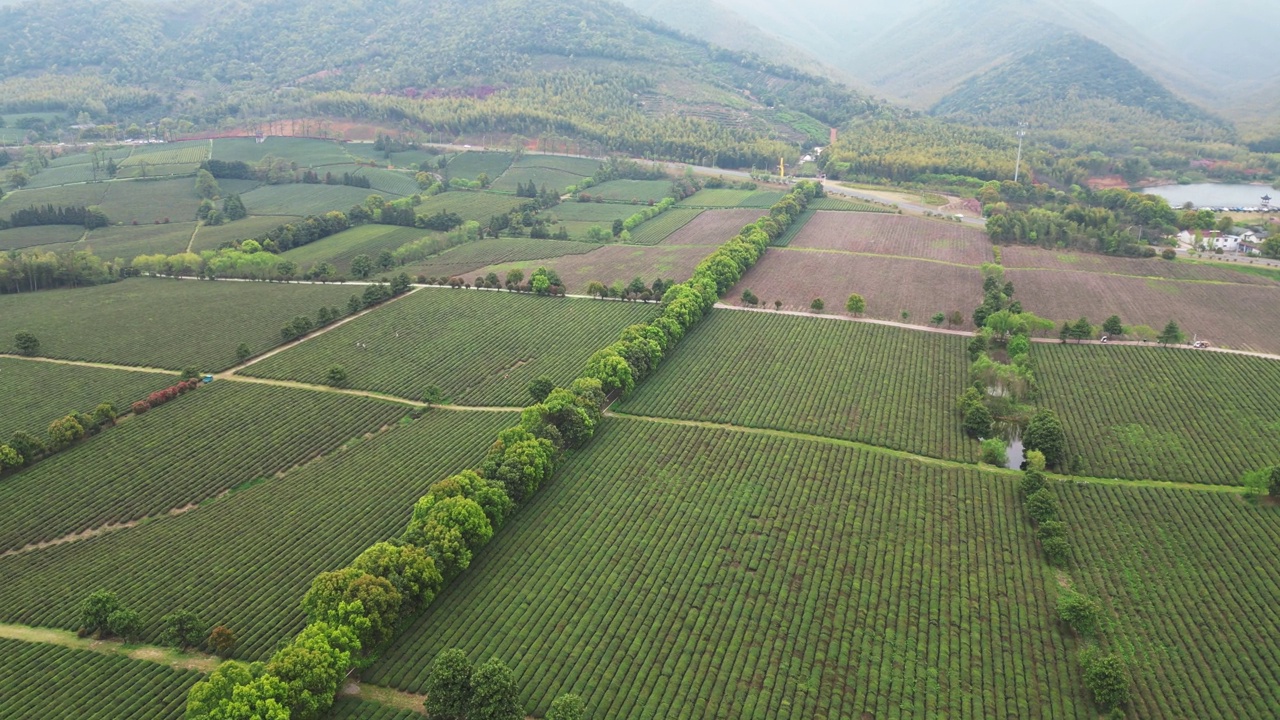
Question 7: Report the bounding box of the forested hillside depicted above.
[0,0,875,165]
[932,33,1236,154]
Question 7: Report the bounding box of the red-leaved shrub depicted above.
[132,401,151,415]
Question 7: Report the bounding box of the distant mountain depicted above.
[932,33,1231,136]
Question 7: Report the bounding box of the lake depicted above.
[1146,183,1277,209]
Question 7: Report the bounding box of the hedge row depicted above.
[184,181,823,720]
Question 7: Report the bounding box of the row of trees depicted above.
[3,203,110,230]
[983,185,1179,257]
[77,590,236,655]
[423,649,583,720]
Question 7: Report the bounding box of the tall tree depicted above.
[1157,320,1185,346]
[424,649,473,719]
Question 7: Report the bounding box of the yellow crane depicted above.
[778,157,785,178]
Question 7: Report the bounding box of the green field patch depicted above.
[414,191,530,222]
[190,215,297,252]
[282,225,435,274]
[328,697,423,720]
[806,196,891,212]
[368,418,1081,718]
[0,278,361,370]
[401,237,597,280]
[675,188,753,207]
[0,410,513,659]
[0,381,408,553]
[0,183,109,217]
[0,225,84,251]
[210,137,352,167]
[240,183,375,217]
[115,141,209,178]
[98,179,203,224]
[80,221,196,262]
[0,638,198,720]
[584,179,671,203]
[618,310,977,461]
[446,151,514,181]
[627,207,704,245]
[770,208,816,246]
[318,164,420,197]
[491,154,601,194]
[0,358,174,439]
[1055,482,1280,717]
[22,162,99,188]
[345,143,441,169]
[243,289,658,405]
[1037,344,1280,484]
[475,244,709,294]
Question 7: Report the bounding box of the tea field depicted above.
[0,224,85,251]
[414,191,530,222]
[1054,482,1280,718]
[327,698,424,720]
[0,382,407,553]
[0,278,360,370]
[368,418,1086,719]
[617,310,977,461]
[0,358,174,439]
[1037,344,1280,485]
[401,237,597,280]
[242,289,658,405]
[0,638,199,720]
[80,221,197,262]
[241,183,378,216]
[446,151,514,180]
[0,409,514,659]
[190,215,298,252]
[281,224,435,274]
[585,179,672,203]
[626,207,704,245]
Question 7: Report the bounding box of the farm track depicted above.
[0,622,437,715]
[606,412,1250,495]
[776,245,982,269]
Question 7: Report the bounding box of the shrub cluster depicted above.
[2,401,127,477]
[185,180,823,720]
[132,379,201,416]
[622,196,676,232]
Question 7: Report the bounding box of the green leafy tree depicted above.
[1080,648,1131,710]
[196,169,221,199]
[236,343,252,362]
[845,293,866,315]
[1025,450,1046,472]
[223,193,247,221]
[1069,317,1093,342]
[505,269,524,288]
[547,693,586,720]
[423,385,445,405]
[527,375,555,403]
[1025,488,1060,524]
[468,657,523,720]
[78,590,122,636]
[1102,315,1124,337]
[1024,409,1067,469]
[92,403,118,427]
[1157,320,1185,346]
[0,444,23,470]
[302,568,402,648]
[268,622,359,720]
[931,312,945,326]
[741,289,759,306]
[107,608,141,640]
[962,404,993,439]
[207,625,238,657]
[47,415,85,448]
[1057,590,1102,637]
[186,661,289,720]
[326,365,348,387]
[351,541,443,616]
[1271,466,1280,498]
[980,438,1008,466]
[810,297,825,312]
[350,254,374,279]
[14,331,40,356]
[181,367,201,381]
[424,648,474,719]
[160,609,207,649]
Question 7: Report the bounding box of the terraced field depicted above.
[447,151,514,181]
[1054,482,1280,719]
[210,137,353,167]
[0,357,174,439]
[0,639,199,720]
[80,221,197,262]
[617,310,977,461]
[240,183,376,216]
[0,381,407,553]
[0,278,360,370]
[492,154,600,194]
[190,215,297,252]
[402,237,597,280]
[368,418,1083,719]
[626,208,704,245]
[585,179,672,203]
[677,189,785,208]
[0,410,514,659]
[1036,344,1280,485]
[791,212,995,265]
[727,249,983,325]
[115,141,210,178]
[243,289,657,405]
[0,224,84,250]
[282,225,435,274]
[656,208,762,246]
[540,201,633,239]
[415,192,530,222]
[476,244,710,294]
[1008,268,1280,355]
[1002,246,1279,285]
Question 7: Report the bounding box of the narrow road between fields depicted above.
[0,353,180,374]
[606,412,1249,495]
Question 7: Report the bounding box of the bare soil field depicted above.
[475,244,710,294]
[728,249,984,326]
[1003,246,1280,286]
[791,212,995,265]
[1008,269,1280,354]
[658,208,762,246]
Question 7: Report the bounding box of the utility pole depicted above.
[1013,123,1027,183]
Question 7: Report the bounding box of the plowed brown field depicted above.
[792,212,994,265]
[658,208,763,246]
[1003,247,1279,286]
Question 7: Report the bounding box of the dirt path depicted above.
[0,622,222,673]
[185,223,200,254]
[607,412,1248,495]
[0,353,180,374]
